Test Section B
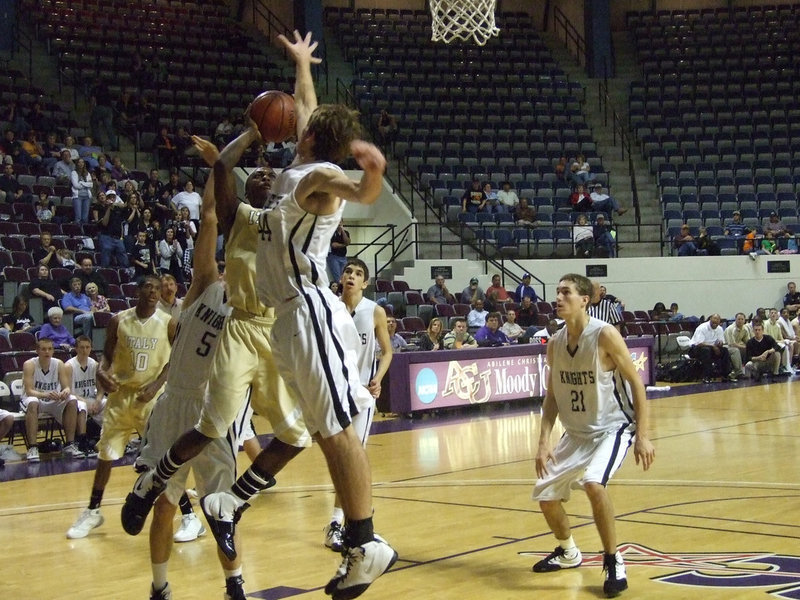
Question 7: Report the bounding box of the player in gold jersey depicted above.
[67,275,175,539]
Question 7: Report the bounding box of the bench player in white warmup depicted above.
[532,273,655,598]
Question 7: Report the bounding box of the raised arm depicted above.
[214,123,261,236]
[278,30,322,140]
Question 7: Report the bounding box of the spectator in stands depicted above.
[589,183,627,217]
[744,319,782,381]
[264,140,296,168]
[1,129,26,165]
[21,336,86,462]
[41,132,62,171]
[427,274,454,305]
[724,210,750,239]
[20,130,44,168]
[61,276,94,337]
[696,226,720,256]
[1,295,36,339]
[326,219,350,284]
[515,197,537,226]
[763,211,792,249]
[85,282,109,314]
[61,135,79,160]
[554,156,567,181]
[89,78,117,151]
[483,182,499,210]
[153,126,177,169]
[598,285,624,313]
[93,153,113,181]
[783,282,800,318]
[593,214,616,257]
[569,183,592,212]
[97,189,129,267]
[130,230,156,278]
[158,227,183,283]
[40,306,75,350]
[71,158,94,224]
[174,206,198,263]
[461,178,487,213]
[777,307,799,366]
[514,272,538,303]
[497,181,519,212]
[572,154,594,184]
[467,298,488,329]
[587,281,621,331]
[123,192,146,252]
[673,224,698,256]
[377,109,398,145]
[32,231,62,269]
[460,276,486,305]
[74,257,108,297]
[386,315,408,352]
[500,309,525,342]
[170,180,202,221]
[157,273,182,319]
[689,314,737,384]
[765,308,793,373]
[723,312,750,378]
[486,273,510,306]
[29,264,64,312]
[443,317,477,349]
[53,149,75,184]
[110,155,129,182]
[35,191,56,224]
[531,318,561,343]
[573,213,594,257]
[516,295,538,330]
[417,317,444,351]
[475,312,510,346]
[77,136,103,170]
[214,116,234,147]
[0,162,24,203]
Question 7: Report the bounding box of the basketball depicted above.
[249,90,296,143]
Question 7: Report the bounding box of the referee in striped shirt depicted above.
[588,281,622,331]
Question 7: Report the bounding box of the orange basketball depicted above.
[250,90,296,143]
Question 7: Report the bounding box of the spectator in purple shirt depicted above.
[39,307,75,350]
[474,312,511,347]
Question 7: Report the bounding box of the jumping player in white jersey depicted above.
[132,137,254,600]
[322,257,393,552]
[532,273,655,598]
[202,31,397,600]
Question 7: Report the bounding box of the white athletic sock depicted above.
[151,562,169,590]
[558,536,578,555]
[223,567,242,579]
[330,507,344,524]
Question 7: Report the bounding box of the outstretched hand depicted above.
[277,30,322,66]
[192,135,219,167]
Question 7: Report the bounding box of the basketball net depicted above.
[429,0,500,46]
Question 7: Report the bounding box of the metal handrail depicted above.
[553,6,587,67]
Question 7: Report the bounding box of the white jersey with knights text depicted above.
[31,357,63,393]
[349,296,378,385]
[167,281,229,392]
[66,356,98,399]
[549,316,635,438]
[255,161,346,307]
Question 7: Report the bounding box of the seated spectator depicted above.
[41,132,62,170]
[554,155,567,181]
[417,317,444,351]
[516,295,539,330]
[514,272,538,303]
[427,274,454,305]
[689,314,737,383]
[130,231,156,278]
[29,264,64,312]
[66,335,104,448]
[20,130,44,168]
[174,126,193,161]
[573,213,594,257]
[61,277,94,337]
[474,312,511,346]
[0,128,26,165]
[674,224,699,256]
[33,231,63,268]
[21,336,88,462]
[723,312,750,378]
[214,116,234,147]
[71,158,94,224]
[73,257,109,297]
[171,180,202,221]
[443,317,477,349]
[755,230,778,256]
[460,276,486,305]
[572,153,594,184]
[500,308,525,342]
[0,162,24,203]
[76,137,103,170]
[386,315,408,352]
[264,140,296,168]
[61,135,80,160]
[531,318,562,344]
[593,214,616,257]
[744,319,782,381]
[40,306,75,350]
[497,181,519,213]
[569,184,592,212]
[696,226,720,255]
[589,183,627,216]
[724,210,750,240]
[784,281,800,318]
[110,155,129,182]
[1,295,37,339]
[486,273,510,306]
[515,197,537,226]
[461,179,487,213]
[377,109,398,144]
[777,307,800,366]
[483,182,498,210]
[85,282,110,313]
[35,190,56,223]
[467,298,489,328]
[651,301,670,320]
[153,126,178,169]
[57,249,76,269]
[52,149,75,184]
[763,211,792,249]
[764,308,793,373]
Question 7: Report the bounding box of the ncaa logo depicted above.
[415,368,438,404]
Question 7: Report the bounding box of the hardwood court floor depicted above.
[1,379,799,600]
